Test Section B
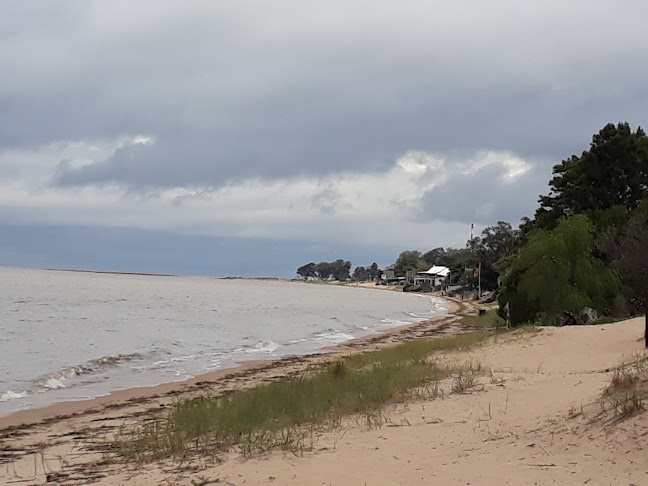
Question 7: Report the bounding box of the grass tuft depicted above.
[596,355,648,421]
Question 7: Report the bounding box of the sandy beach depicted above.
[1,298,646,485]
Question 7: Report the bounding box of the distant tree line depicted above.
[296,260,352,281]
[296,260,381,282]
[352,262,381,281]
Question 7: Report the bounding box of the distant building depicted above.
[413,265,450,287]
[381,269,405,285]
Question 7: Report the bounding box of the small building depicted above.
[413,265,451,287]
[381,269,406,285]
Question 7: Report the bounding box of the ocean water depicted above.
[0,267,449,417]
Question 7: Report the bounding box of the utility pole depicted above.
[478,261,481,299]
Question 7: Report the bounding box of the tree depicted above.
[352,266,369,281]
[597,199,648,314]
[331,259,352,281]
[434,247,478,287]
[422,248,445,266]
[369,262,379,281]
[297,259,353,281]
[534,122,648,230]
[498,215,625,325]
[393,250,427,277]
[296,262,316,279]
[314,261,333,279]
[474,221,519,290]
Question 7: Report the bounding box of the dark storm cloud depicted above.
[2,1,647,191]
[419,163,552,227]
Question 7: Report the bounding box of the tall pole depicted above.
[478,261,482,299]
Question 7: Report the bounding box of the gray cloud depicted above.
[2,1,647,193]
[1,1,648,276]
[310,183,349,215]
[419,162,551,227]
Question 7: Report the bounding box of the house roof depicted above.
[417,265,450,277]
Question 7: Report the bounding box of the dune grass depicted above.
[116,332,493,462]
[456,309,503,328]
[598,355,648,420]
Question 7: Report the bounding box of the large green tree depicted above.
[499,215,625,325]
[533,122,648,231]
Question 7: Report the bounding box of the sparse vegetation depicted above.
[451,370,478,394]
[597,355,648,421]
[116,332,493,462]
[456,309,502,328]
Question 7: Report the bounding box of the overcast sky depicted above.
[1,1,647,276]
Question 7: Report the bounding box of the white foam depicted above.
[243,341,280,354]
[287,337,309,344]
[152,359,171,366]
[41,378,66,389]
[312,330,355,345]
[34,365,90,390]
[0,390,28,402]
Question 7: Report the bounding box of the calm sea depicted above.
[0,267,449,417]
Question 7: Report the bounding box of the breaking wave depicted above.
[34,353,143,390]
[0,390,28,402]
[241,340,281,354]
[311,328,355,345]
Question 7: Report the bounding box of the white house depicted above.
[413,265,451,287]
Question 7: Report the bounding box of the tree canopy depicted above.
[392,250,428,277]
[296,260,351,281]
[534,122,648,230]
[471,221,519,290]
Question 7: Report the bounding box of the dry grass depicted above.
[451,365,484,394]
[595,354,648,421]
